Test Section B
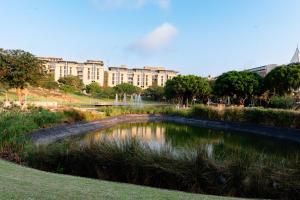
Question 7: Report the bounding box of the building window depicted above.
[64,66,67,77]
[146,75,148,86]
[60,66,62,77]
[137,75,140,86]
[88,68,90,80]
[112,73,115,85]
[92,65,96,80]
[97,68,100,80]
[70,67,72,75]
[161,76,164,86]
[121,74,124,83]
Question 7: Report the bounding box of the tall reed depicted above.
[28,139,300,199]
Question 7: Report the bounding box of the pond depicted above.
[30,121,300,199]
[73,122,300,168]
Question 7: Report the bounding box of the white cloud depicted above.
[157,0,170,9]
[90,0,170,10]
[128,23,178,54]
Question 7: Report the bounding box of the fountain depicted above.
[227,96,231,105]
[114,94,118,105]
[137,94,142,104]
[130,95,134,104]
[123,93,127,105]
[135,94,143,107]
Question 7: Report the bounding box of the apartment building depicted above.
[38,57,105,86]
[246,64,278,77]
[105,66,178,88]
[38,57,178,88]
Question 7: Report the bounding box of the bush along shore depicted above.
[96,105,300,129]
[1,105,299,162]
[28,139,300,200]
[0,107,90,162]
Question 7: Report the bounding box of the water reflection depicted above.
[74,122,300,167]
[81,124,168,150]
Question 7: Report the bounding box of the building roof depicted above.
[290,47,300,63]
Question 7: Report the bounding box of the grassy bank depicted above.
[0,159,237,200]
[0,87,112,107]
[28,139,300,200]
[0,108,85,162]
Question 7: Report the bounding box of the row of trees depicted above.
[1,48,299,107]
[85,82,141,98]
[214,65,300,105]
[143,64,300,107]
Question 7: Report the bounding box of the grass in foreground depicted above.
[0,159,238,200]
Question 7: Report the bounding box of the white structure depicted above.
[38,57,105,86]
[246,64,278,77]
[290,46,300,64]
[39,57,178,88]
[105,66,178,89]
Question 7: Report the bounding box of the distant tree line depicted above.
[143,65,300,108]
[1,48,299,108]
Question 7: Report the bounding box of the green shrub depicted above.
[269,96,295,109]
[190,105,300,129]
[0,108,85,162]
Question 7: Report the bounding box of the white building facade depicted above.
[39,57,105,86]
[105,66,178,89]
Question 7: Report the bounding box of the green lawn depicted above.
[0,89,161,107]
[0,159,241,200]
[0,89,112,107]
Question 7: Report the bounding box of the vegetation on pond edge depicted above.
[28,139,300,199]
[0,159,236,200]
[0,105,299,199]
[97,105,300,129]
[1,105,300,161]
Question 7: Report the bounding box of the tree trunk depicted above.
[16,88,25,104]
[16,88,21,104]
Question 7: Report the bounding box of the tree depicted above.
[264,64,300,96]
[113,83,141,95]
[35,74,59,90]
[58,75,84,93]
[213,71,262,104]
[165,75,211,105]
[143,86,165,101]
[0,49,44,103]
[60,85,77,94]
[86,82,102,96]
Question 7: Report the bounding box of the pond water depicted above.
[72,122,300,168]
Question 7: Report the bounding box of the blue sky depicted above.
[1,0,300,76]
